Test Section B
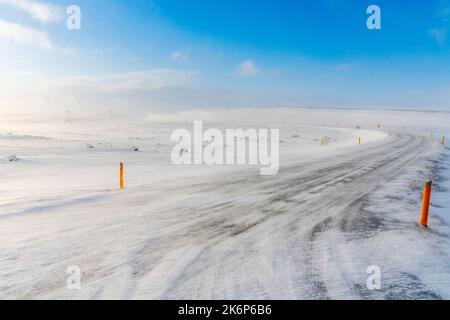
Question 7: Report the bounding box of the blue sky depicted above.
[0,0,449,113]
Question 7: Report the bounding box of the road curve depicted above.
[127,132,429,299]
[0,132,431,299]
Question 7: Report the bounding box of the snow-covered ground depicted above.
[0,107,449,299]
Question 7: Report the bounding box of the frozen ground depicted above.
[0,107,449,299]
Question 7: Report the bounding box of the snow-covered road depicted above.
[2,120,445,299]
[125,133,430,299]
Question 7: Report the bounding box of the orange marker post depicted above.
[420,181,432,227]
[120,162,124,189]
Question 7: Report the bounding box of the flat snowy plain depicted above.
[0,107,449,299]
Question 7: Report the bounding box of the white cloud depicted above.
[429,28,447,45]
[55,69,197,91]
[0,19,53,49]
[237,60,258,77]
[170,49,190,63]
[0,68,200,113]
[0,0,62,23]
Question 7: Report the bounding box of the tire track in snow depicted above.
[144,133,431,299]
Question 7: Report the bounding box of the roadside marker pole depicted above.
[358,137,362,145]
[120,162,124,189]
[420,181,432,227]
[442,136,445,145]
